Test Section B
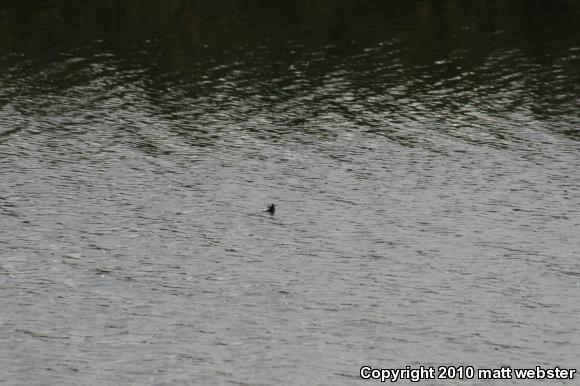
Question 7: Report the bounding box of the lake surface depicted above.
[1,1,579,385]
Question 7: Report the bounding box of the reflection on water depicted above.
[1,1,579,385]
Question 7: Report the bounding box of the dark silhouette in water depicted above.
[264,204,275,215]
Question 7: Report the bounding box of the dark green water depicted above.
[1,1,579,385]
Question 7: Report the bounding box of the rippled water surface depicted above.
[1,1,580,385]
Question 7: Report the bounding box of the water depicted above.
[1,1,579,385]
